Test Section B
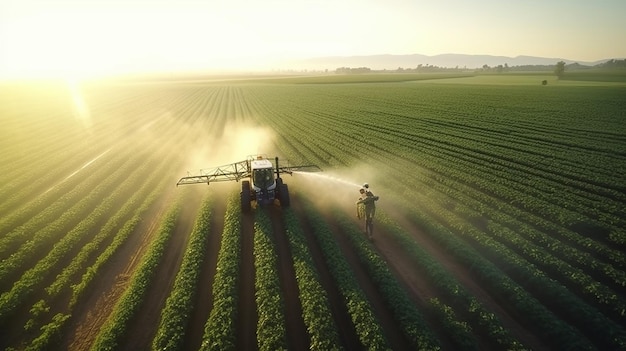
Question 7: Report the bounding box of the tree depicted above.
[554,61,566,79]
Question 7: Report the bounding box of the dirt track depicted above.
[182,198,226,351]
[268,206,310,350]
[60,190,179,351]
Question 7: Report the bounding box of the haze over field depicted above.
[1,0,625,79]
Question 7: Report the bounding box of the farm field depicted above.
[1,73,625,350]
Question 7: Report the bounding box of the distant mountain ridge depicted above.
[288,54,616,70]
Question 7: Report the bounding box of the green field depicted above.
[1,73,625,350]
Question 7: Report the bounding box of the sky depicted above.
[1,0,625,78]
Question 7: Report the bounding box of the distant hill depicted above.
[285,54,616,71]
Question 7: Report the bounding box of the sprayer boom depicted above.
[177,155,320,212]
[176,159,250,186]
[176,155,321,186]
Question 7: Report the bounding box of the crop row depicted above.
[0,148,130,261]
[403,121,626,230]
[45,154,171,300]
[375,115,625,219]
[301,201,391,349]
[0,148,144,292]
[0,147,164,329]
[331,207,441,350]
[253,209,288,350]
[391,135,625,270]
[152,193,213,350]
[394,147,626,315]
[373,210,526,350]
[398,193,624,350]
[199,193,241,350]
[282,208,343,350]
[387,114,622,192]
[90,198,183,351]
[0,114,88,185]
[22,171,169,350]
[396,138,624,269]
[0,144,104,221]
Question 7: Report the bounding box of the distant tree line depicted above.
[597,59,626,68]
[335,64,463,74]
[335,67,371,74]
[334,58,626,75]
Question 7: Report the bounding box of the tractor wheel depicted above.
[241,180,252,213]
[279,183,290,207]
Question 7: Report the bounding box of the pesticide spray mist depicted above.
[291,166,381,213]
[294,171,363,189]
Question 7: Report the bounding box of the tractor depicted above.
[176,155,320,212]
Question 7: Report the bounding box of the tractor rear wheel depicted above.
[278,183,290,207]
[241,180,252,213]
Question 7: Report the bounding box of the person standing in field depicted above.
[356,183,379,239]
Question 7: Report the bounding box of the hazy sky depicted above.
[1,0,624,78]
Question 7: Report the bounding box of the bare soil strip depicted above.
[292,200,362,350]
[364,214,479,350]
[383,202,550,351]
[339,205,460,350]
[183,197,225,351]
[120,191,204,350]
[236,212,258,351]
[61,191,174,351]
[322,208,413,351]
[268,206,311,350]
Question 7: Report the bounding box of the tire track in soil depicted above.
[356,212,470,351]
[373,236,460,351]
[321,207,413,351]
[327,193,466,350]
[61,190,175,351]
[183,197,225,351]
[381,202,549,351]
[331,204,460,350]
[237,211,258,351]
[292,200,362,350]
[268,206,310,350]
[120,191,205,350]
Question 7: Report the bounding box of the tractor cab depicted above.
[250,157,276,204]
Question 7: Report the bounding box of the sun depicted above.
[1,6,128,79]
[1,0,372,80]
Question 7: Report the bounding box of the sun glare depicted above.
[1,10,128,79]
[0,1,367,79]
[67,79,92,130]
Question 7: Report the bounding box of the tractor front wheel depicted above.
[241,180,252,213]
[278,183,290,207]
